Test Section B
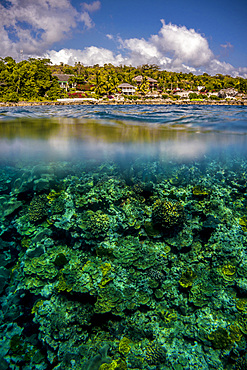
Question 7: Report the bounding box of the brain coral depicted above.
[79,210,110,240]
[28,194,49,223]
[152,199,185,230]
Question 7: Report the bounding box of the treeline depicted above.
[1,57,247,102]
[53,62,247,94]
[0,57,67,102]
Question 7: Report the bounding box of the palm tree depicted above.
[91,70,107,97]
[138,76,149,95]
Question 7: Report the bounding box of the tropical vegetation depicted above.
[0,57,67,102]
[0,57,247,102]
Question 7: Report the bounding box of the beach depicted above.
[0,98,246,107]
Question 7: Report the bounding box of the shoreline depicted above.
[0,99,246,107]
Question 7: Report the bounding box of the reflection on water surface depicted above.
[0,116,247,164]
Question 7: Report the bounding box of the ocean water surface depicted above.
[1,104,247,370]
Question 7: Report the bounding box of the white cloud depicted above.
[80,11,94,29]
[151,20,213,67]
[80,1,101,29]
[46,35,246,77]
[1,7,245,78]
[121,37,163,65]
[118,20,213,72]
[237,67,247,79]
[106,34,114,40]
[82,1,101,12]
[0,0,99,58]
[45,47,125,66]
[207,60,247,78]
[221,42,233,50]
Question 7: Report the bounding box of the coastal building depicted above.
[132,75,158,89]
[52,74,76,91]
[145,91,160,98]
[218,88,238,99]
[118,83,136,95]
[173,90,193,98]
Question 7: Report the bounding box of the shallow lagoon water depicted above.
[1,104,247,370]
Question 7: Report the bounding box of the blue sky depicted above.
[1,0,246,77]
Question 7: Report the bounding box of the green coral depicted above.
[145,342,166,365]
[189,279,216,307]
[28,194,49,223]
[6,156,247,370]
[239,216,247,232]
[179,268,196,288]
[236,298,247,312]
[47,189,65,214]
[192,185,209,198]
[118,337,132,356]
[208,327,234,349]
[32,295,94,354]
[219,263,237,283]
[22,245,73,293]
[79,210,111,239]
[152,198,185,230]
[99,359,127,370]
[50,197,65,214]
[110,236,158,269]
[235,357,247,370]
[95,285,125,315]
[56,272,73,292]
[54,252,68,267]
[74,177,127,210]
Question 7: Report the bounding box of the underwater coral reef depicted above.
[1,154,247,369]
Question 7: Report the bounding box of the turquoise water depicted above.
[1,104,247,370]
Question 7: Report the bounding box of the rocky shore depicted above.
[0,98,246,107]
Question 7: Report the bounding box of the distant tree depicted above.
[238,78,247,92]
[188,92,198,100]
[138,76,150,95]
[64,67,75,74]
[0,57,65,102]
[74,62,84,75]
[1,57,247,101]
[91,70,107,96]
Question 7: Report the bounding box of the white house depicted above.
[218,88,238,99]
[118,83,137,95]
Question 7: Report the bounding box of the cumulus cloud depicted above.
[45,18,247,77]
[121,37,164,66]
[0,0,100,59]
[152,20,214,67]
[117,20,214,72]
[45,46,125,66]
[1,8,245,78]
[207,60,247,78]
